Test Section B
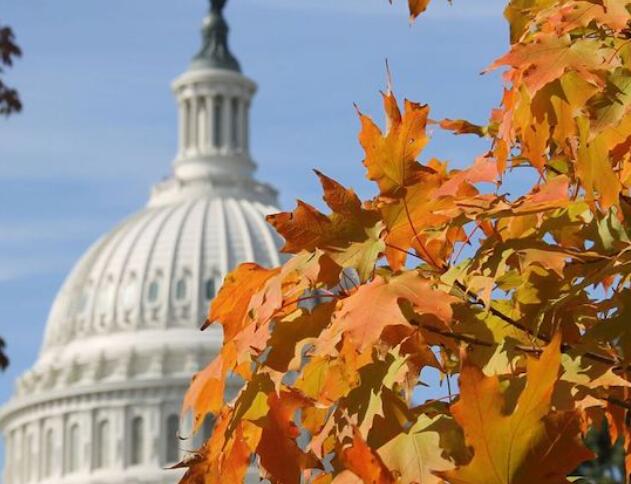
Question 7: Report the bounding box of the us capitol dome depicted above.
[0,1,283,482]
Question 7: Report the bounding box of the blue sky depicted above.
[0,0,507,469]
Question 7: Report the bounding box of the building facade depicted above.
[0,1,282,482]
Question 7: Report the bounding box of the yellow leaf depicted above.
[439,334,593,483]
[359,92,430,197]
[378,414,455,483]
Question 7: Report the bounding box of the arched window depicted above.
[147,280,160,303]
[122,274,137,310]
[213,95,223,148]
[95,420,110,469]
[66,423,80,473]
[231,98,239,148]
[44,429,54,478]
[130,416,144,465]
[99,277,115,310]
[175,278,187,301]
[166,414,180,464]
[205,279,216,300]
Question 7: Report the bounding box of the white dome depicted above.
[0,182,283,484]
[42,188,282,359]
[0,4,284,483]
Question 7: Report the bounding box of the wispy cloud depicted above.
[0,218,105,243]
[0,217,107,281]
[0,254,73,282]
[1,122,172,181]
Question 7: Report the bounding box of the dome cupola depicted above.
[167,0,257,188]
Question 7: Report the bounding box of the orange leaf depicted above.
[317,271,456,354]
[342,428,395,484]
[268,172,384,280]
[178,411,260,484]
[359,92,431,197]
[513,175,570,214]
[440,118,487,137]
[408,0,431,20]
[205,263,280,341]
[439,333,593,483]
[489,33,609,95]
[257,391,318,484]
[435,156,498,198]
[182,342,238,432]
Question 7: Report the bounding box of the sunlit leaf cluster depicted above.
[176,1,631,482]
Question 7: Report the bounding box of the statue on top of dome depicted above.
[192,0,241,72]
[210,0,227,14]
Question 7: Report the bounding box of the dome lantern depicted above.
[171,0,256,184]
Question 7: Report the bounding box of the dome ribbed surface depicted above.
[42,195,282,355]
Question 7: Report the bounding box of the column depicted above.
[222,92,231,151]
[205,94,213,154]
[115,407,126,470]
[213,95,223,150]
[197,98,208,154]
[243,101,250,152]
[33,421,42,482]
[237,98,246,153]
[38,419,44,482]
[190,96,199,155]
[5,431,12,484]
[149,405,161,467]
[178,98,187,157]
[84,410,94,473]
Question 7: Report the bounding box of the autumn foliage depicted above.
[177,0,631,482]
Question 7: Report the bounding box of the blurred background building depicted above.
[0,1,283,482]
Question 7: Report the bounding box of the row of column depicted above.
[178,93,249,157]
[3,403,192,484]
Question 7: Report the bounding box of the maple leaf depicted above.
[576,117,621,211]
[378,414,456,483]
[545,0,631,35]
[440,118,488,137]
[265,303,336,372]
[182,342,239,432]
[268,171,384,281]
[316,271,456,354]
[178,410,260,484]
[439,334,593,484]
[359,91,431,197]
[489,33,609,95]
[511,174,570,214]
[408,0,432,20]
[257,391,319,483]
[182,2,631,482]
[203,263,280,338]
[341,428,395,484]
[380,158,495,269]
[387,0,432,22]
